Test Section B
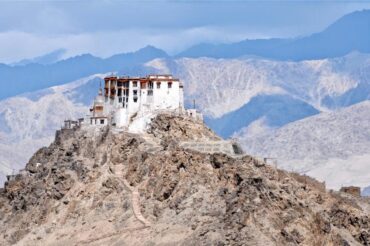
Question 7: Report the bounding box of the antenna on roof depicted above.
[98,79,103,96]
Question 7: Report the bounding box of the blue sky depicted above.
[0,0,370,63]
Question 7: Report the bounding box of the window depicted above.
[133,98,138,102]
[148,90,153,96]
[157,82,161,89]
[133,90,138,96]
[148,82,154,89]
[133,81,138,87]
[119,97,122,103]
[100,119,105,124]
[168,82,172,89]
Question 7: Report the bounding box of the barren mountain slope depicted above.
[239,101,370,190]
[146,52,370,118]
[0,114,369,245]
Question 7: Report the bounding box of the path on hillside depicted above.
[122,179,151,227]
[95,143,152,228]
[113,165,151,227]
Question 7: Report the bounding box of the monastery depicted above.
[85,74,202,130]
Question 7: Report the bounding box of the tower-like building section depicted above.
[90,87,108,126]
[96,74,185,127]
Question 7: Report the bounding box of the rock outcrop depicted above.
[0,114,369,245]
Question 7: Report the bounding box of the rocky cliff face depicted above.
[0,114,369,245]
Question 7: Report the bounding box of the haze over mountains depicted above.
[0,46,166,100]
[1,9,370,191]
[178,10,370,60]
[1,9,370,100]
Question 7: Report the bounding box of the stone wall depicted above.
[179,140,241,156]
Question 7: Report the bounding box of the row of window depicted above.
[108,81,174,89]
[117,87,169,99]
[119,96,138,104]
[116,84,171,104]
[155,83,172,89]
[91,118,106,125]
[135,81,172,89]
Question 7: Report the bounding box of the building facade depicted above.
[91,74,185,127]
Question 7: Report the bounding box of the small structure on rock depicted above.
[90,87,108,126]
[340,186,361,197]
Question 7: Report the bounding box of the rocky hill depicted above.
[0,114,369,245]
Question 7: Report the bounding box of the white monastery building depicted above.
[86,74,202,131]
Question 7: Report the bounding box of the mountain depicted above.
[0,45,167,100]
[204,94,319,138]
[1,9,369,101]
[177,38,290,59]
[146,53,370,137]
[238,101,370,190]
[178,10,370,61]
[2,9,369,101]
[2,53,370,188]
[1,114,369,245]
[11,49,67,66]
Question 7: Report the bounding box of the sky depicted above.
[0,0,370,63]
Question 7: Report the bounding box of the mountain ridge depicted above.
[1,10,370,101]
[178,10,370,61]
[0,46,167,100]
